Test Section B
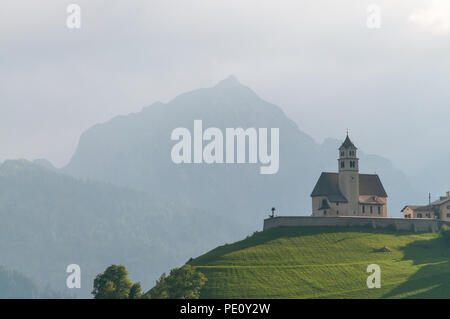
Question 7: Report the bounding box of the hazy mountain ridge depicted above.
[64,77,416,219]
[0,159,240,297]
[0,265,67,299]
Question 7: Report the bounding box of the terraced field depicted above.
[189,226,450,298]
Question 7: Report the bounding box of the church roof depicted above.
[310,173,348,202]
[359,174,388,197]
[339,135,357,150]
[311,172,388,200]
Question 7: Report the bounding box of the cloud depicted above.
[409,0,450,33]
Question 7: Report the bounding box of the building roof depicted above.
[339,135,357,150]
[401,205,434,212]
[413,205,433,212]
[359,174,388,197]
[401,205,421,212]
[311,172,388,201]
[310,173,348,202]
[402,197,450,213]
[431,197,450,206]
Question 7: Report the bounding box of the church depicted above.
[311,134,388,217]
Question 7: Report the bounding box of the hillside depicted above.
[0,159,241,297]
[189,226,450,298]
[0,265,67,299]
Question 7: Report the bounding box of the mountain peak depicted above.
[214,75,241,88]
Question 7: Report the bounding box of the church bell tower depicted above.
[338,133,359,216]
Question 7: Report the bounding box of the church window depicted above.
[341,151,345,157]
[350,150,355,156]
[350,161,355,168]
[341,161,345,168]
[378,206,381,214]
[362,206,365,213]
[370,206,373,214]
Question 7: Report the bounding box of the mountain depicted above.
[0,265,66,299]
[64,76,416,222]
[0,159,240,297]
[33,158,58,171]
[411,155,450,203]
[189,226,450,298]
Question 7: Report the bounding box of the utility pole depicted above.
[429,193,435,219]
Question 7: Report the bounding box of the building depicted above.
[402,192,450,221]
[311,134,388,217]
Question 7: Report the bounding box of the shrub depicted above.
[373,246,392,253]
[144,265,207,299]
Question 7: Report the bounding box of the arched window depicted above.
[341,161,345,168]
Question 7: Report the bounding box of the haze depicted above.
[1,0,449,174]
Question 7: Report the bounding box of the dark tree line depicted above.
[92,264,207,299]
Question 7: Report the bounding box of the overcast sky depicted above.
[1,0,450,173]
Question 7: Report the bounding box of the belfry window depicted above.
[350,161,355,168]
[341,151,345,157]
[341,161,345,168]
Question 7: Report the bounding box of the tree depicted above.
[92,264,142,299]
[144,265,207,299]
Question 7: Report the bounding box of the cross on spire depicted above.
[346,128,350,136]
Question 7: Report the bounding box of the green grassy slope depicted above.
[189,226,450,298]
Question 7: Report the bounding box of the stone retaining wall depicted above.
[263,216,445,233]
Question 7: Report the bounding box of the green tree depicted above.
[92,264,142,299]
[144,265,207,299]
